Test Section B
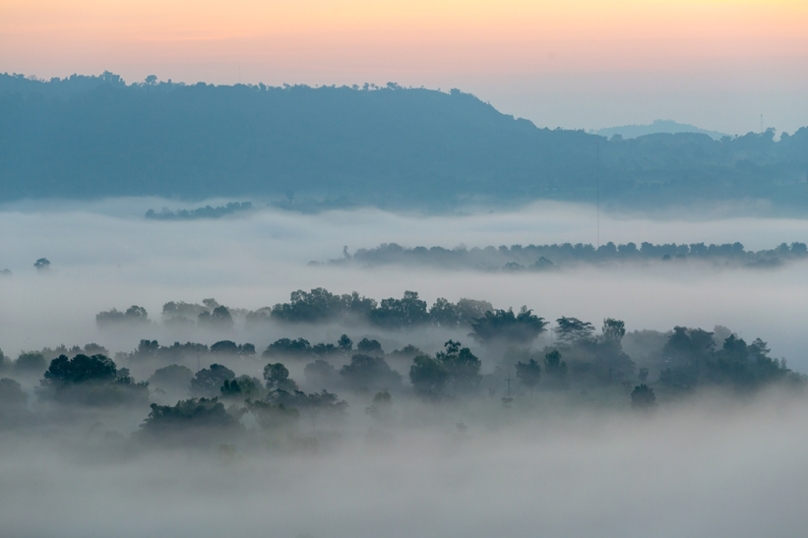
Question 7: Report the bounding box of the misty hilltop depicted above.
[1,72,807,210]
[594,119,729,141]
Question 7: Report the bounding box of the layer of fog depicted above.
[1,390,807,538]
[1,198,807,369]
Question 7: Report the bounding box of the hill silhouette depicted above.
[1,73,807,210]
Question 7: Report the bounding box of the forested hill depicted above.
[1,72,807,209]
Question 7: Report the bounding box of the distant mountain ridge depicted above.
[594,120,729,141]
[1,73,806,211]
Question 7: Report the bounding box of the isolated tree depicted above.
[515,359,542,390]
[602,318,626,345]
[34,258,51,271]
[338,334,353,353]
[638,368,649,383]
[543,350,568,389]
[555,317,595,344]
[630,384,657,410]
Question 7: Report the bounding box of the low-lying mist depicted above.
[1,198,807,368]
[2,198,808,537]
[1,390,807,538]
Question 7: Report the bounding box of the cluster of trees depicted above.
[266,289,494,329]
[3,73,807,210]
[1,315,804,441]
[145,202,253,220]
[327,241,808,272]
[97,299,239,329]
[658,328,799,392]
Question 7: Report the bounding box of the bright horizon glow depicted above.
[1,0,807,133]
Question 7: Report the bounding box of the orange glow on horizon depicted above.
[1,0,806,83]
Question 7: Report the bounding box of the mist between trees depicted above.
[1,286,803,453]
[320,240,808,272]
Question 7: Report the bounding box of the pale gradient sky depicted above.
[1,0,807,134]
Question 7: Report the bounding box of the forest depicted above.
[324,240,808,271]
[2,286,802,451]
[2,72,808,211]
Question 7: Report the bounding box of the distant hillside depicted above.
[1,73,807,210]
[595,120,729,141]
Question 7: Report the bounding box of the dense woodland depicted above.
[2,73,807,210]
[1,287,802,448]
[325,241,808,271]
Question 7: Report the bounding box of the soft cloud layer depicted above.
[1,199,806,369]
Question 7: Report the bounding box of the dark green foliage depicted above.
[146,201,252,220]
[659,328,797,392]
[555,317,596,344]
[96,305,149,327]
[409,340,481,398]
[544,350,569,389]
[630,384,657,410]
[469,307,548,344]
[263,288,492,329]
[0,378,28,427]
[0,378,27,407]
[221,376,263,400]
[270,288,375,323]
[246,400,300,432]
[198,306,233,328]
[210,340,239,355]
[437,341,482,393]
[638,368,649,382]
[40,354,148,405]
[125,340,209,363]
[390,345,424,361]
[262,338,313,359]
[139,398,243,444]
[34,258,50,271]
[149,364,194,392]
[14,352,48,373]
[3,75,807,211]
[211,340,255,356]
[263,363,298,392]
[602,318,626,344]
[340,354,402,392]
[190,364,235,397]
[409,355,449,398]
[368,291,429,329]
[334,241,807,271]
[44,354,117,384]
[515,359,542,389]
[337,334,353,352]
[356,338,383,356]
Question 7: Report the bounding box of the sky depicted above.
[2,0,807,134]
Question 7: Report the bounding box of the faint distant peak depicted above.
[593,119,729,140]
